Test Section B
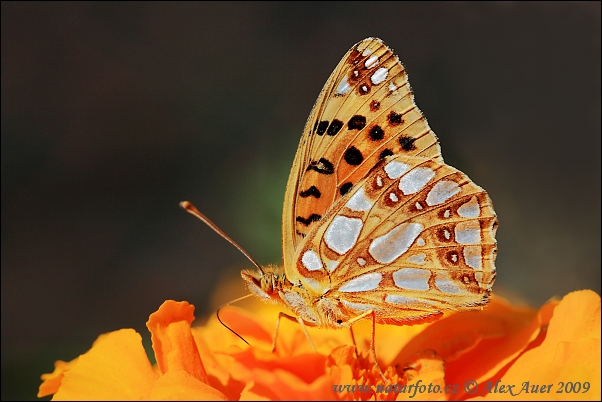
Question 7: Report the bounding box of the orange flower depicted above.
[194,289,600,401]
[38,300,226,400]
[39,291,600,401]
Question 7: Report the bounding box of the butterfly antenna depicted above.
[179,201,264,274]
[216,294,254,346]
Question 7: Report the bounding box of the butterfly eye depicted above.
[260,275,273,292]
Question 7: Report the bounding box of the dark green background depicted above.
[2,2,600,400]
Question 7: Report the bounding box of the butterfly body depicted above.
[241,37,497,332]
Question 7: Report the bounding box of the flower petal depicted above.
[147,300,209,384]
[38,359,78,398]
[480,290,601,401]
[397,350,447,401]
[239,381,271,401]
[52,329,158,400]
[391,296,537,379]
[213,306,274,346]
[445,297,559,397]
[149,370,227,400]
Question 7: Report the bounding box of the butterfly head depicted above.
[241,265,288,303]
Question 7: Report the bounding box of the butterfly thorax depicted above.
[242,266,349,328]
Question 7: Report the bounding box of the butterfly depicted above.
[182,37,497,378]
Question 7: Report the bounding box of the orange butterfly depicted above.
[182,37,497,379]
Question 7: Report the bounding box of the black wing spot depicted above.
[340,182,353,196]
[299,185,321,198]
[370,100,380,111]
[388,111,404,125]
[369,125,385,141]
[436,227,453,243]
[296,214,322,226]
[446,251,460,266]
[399,135,417,151]
[344,146,364,166]
[327,119,343,136]
[379,148,394,159]
[359,83,371,95]
[348,115,367,130]
[307,158,334,175]
[316,121,329,135]
[461,273,475,285]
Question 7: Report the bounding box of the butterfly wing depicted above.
[282,38,442,271]
[292,154,498,324]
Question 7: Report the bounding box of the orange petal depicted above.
[38,332,121,397]
[239,381,271,401]
[349,316,430,366]
[212,306,274,346]
[148,370,227,400]
[226,347,327,384]
[396,350,447,401]
[147,300,209,384]
[38,359,78,398]
[391,295,536,369]
[445,297,559,398]
[211,346,334,400]
[480,290,601,401]
[192,304,346,399]
[191,328,247,400]
[51,329,158,400]
[267,367,340,400]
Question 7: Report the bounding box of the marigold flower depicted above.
[39,290,600,400]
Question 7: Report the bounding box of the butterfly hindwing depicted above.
[283,38,443,270]
[291,154,497,323]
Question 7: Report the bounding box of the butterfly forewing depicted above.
[292,154,497,324]
[283,38,443,269]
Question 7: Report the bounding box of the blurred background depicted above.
[2,2,600,399]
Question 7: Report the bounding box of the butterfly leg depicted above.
[271,312,317,353]
[216,294,254,347]
[346,310,386,382]
[349,326,358,355]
